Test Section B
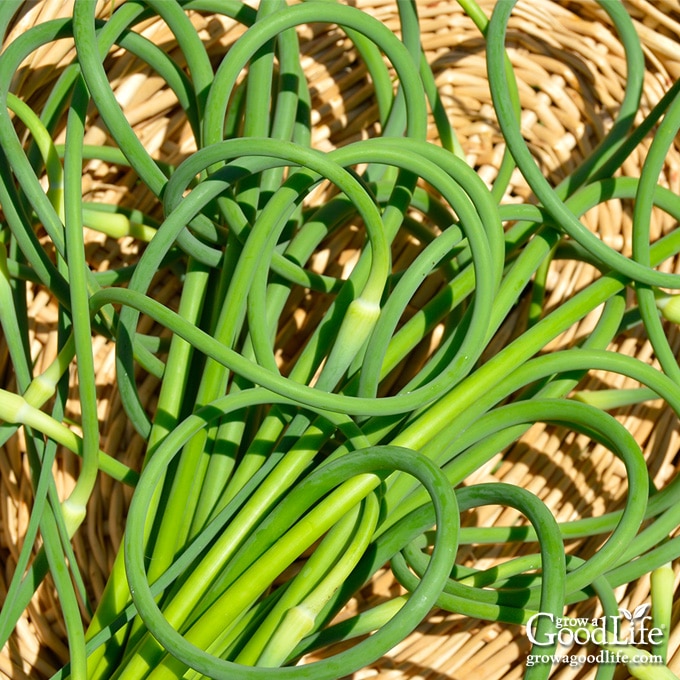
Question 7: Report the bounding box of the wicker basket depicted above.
[1,1,680,678]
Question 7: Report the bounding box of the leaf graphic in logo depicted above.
[619,608,633,620]
[632,604,651,620]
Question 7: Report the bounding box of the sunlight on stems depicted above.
[651,563,675,662]
[2,1,680,679]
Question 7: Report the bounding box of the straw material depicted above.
[1,1,680,678]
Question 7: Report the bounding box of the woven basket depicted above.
[1,1,680,679]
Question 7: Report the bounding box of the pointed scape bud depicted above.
[655,292,680,324]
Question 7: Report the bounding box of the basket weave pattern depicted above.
[1,1,680,678]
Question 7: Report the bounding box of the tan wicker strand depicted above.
[2,1,680,678]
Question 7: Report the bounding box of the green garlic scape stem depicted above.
[2,1,680,680]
